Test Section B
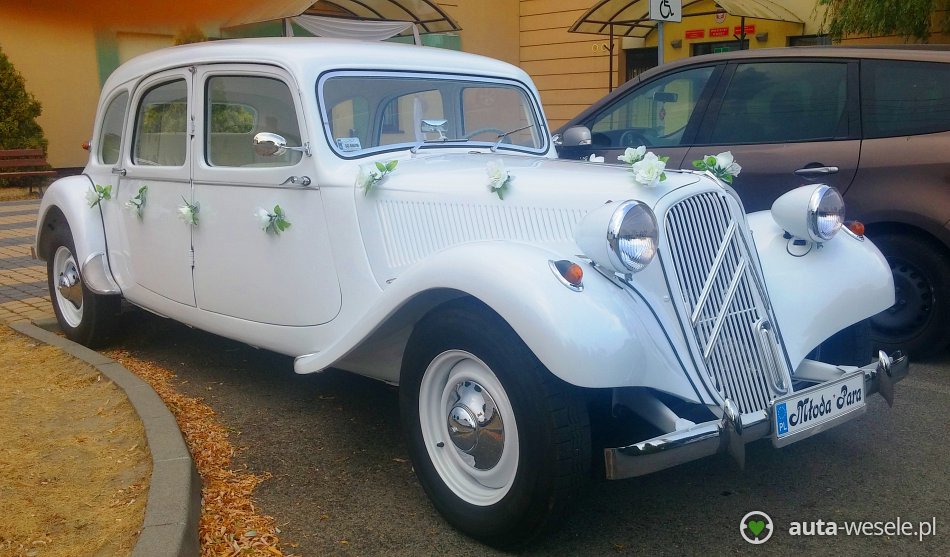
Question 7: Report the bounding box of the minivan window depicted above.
[98,92,128,165]
[709,62,848,144]
[588,66,715,148]
[861,60,950,138]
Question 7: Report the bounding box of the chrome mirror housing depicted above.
[253,132,310,157]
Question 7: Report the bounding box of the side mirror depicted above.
[253,132,310,157]
[560,126,592,147]
[253,132,288,157]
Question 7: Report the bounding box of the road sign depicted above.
[650,0,682,23]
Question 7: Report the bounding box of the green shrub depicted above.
[0,46,50,188]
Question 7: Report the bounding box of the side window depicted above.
[205,76,301,167]
[862,60,950,138]
[98,92,128,165]
[588,66,714,147]
[709,62,848,144]
[133,80,188,167]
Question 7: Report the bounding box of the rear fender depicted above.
[35,175,120,295]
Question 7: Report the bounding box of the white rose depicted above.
[254,208,272,230]
[486,160,507,190]
[715,151,741,177]
[588,154,605,163]
[85,189,101,206]
[631,152,666,187]
[617,145,646,165]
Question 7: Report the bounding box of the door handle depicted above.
[794,166,838,176]
[111,167,126,176]
[280,175,312,187]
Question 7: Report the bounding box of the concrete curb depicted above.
[10,319,201,557]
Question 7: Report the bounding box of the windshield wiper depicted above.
[492,124,535,152]
[410,137,470,154]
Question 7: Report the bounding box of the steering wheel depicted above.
[463,127,507,141]
[619,130,649,148]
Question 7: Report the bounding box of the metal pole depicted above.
[609,23,615,92]
[658,21,665,65]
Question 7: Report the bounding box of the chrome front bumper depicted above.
[604,351,909,480]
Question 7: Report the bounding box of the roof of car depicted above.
[103,37,532,90]
[659,45,950,72]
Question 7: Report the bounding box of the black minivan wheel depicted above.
[870,233,950,358]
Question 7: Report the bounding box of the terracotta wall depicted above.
[0,8,100,169]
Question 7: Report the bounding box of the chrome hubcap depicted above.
[447,380,505,470]
[419,350,519,506]
[57,265,83,309]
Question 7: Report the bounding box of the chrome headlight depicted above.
[771,184,845,242]
[576,200,658,274]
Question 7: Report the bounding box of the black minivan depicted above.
[556,47,950,358]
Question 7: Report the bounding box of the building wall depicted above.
[438,1,520,65]
[0,8,100,169]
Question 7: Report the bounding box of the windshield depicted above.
[319,72,546,157]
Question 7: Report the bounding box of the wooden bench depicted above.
[0,148,56,194]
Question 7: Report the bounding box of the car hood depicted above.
[370,152,702,211]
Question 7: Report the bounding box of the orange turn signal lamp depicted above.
[551,259,584,291]
[81,140,90,151]
[845,220,865,237]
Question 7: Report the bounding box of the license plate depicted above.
[772,370,867,447]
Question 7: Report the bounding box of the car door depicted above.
[190,65,342,326]
[113,70,197,306]
[557,64,723,170]
[689,59,861,212]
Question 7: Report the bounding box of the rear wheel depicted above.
[870,233,950,358]
[400,300,590,548]
[46,227,120,347]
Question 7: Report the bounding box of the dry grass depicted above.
[106,349,290,556]
[0,325,150,557]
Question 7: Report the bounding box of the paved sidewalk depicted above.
[0,199,54,323]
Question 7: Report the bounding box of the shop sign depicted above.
[734,25,756,35]
[685,29,705,39]
[709,27,729,37]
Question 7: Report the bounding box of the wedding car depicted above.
[34,38,908,548]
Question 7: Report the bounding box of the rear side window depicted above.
[709,62,848,144]
[861,60,950,138]
[98,92,128,165]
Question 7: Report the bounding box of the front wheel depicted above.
[400,300,590,548]
[46,227,120,347]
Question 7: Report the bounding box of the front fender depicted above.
[750,212,894,368]
[296,242,704,403]
[35,175,120,295]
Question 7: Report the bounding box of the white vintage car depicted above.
[35,38,908,547]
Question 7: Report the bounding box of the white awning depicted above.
[287,14,421,45]
[570,0,803,38]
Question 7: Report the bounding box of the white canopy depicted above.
[287,14,422,45]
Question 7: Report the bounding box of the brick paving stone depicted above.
[0,200,52,323]
[0,213,39,226]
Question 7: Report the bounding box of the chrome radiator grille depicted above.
[663,192,785,414]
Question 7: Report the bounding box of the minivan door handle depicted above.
[794,166,838,176]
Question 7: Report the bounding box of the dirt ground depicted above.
[0,325,150,557]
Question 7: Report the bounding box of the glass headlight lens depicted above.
[607,201,658,273]
[808,185,845,241]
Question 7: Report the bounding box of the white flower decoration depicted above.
[255,205,291,235]
[630,151,668,187]
[617,146,646,165]
[86,184,112,208]
[486,160,512,200]
[124,185,147,218]
[178,197,199,226]
[587,154,605,163]
[693,151,742,184]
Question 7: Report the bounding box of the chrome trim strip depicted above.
[690,221,737,326]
